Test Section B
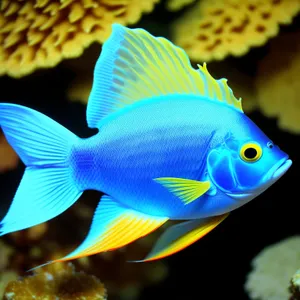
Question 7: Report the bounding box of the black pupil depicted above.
[244,147,257,159]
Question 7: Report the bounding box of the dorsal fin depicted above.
[87,24,243,129]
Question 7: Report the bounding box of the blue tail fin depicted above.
[0,103,83,235]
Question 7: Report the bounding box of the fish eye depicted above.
[240,142,262,162]
[267,141,274,149]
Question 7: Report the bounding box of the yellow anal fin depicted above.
[53,195,168,263]
[154,177,211,204]
[137,213,229,262]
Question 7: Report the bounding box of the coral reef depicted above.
[3,263,107,300]
[245,236,300,300]
[0,0,160,78]
[172,0,300,62]
[0,271,18,298]
[290,269,300,300]
[255,30,300,133]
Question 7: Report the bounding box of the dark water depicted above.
[1,2,299,299]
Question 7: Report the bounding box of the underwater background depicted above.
[0,0,300,299]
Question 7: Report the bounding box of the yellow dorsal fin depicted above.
[154,177,211,204]
[87,24,243,129]
[197,63,243,112]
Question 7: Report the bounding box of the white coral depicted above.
[245,236,300,300]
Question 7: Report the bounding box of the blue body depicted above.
[72,95,269,219]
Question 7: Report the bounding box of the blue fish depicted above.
[0,24,292,266]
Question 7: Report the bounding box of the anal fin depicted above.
[136,213,229,262]
[49,195,168,263]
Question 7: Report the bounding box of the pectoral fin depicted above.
[134,213,229,262]
[154,177,211,204]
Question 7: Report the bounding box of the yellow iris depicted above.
[240,142,262,162]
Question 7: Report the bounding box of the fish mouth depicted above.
[270,157,292,181]
[225,157,292,200]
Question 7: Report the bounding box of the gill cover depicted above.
[207,144,238,193]
[207,134,266,194]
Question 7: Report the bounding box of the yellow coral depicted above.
[3,263,106,300]
[0,0,160,78]
[245,236,300,300]
[172,0,300,62]
[166,0,196,11]
[0,271,18,298]
[255,31,300,133]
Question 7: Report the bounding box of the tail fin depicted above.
[0,103,83,235]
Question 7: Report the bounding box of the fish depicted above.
[0,24,292,267]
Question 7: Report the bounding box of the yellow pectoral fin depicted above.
[154,177,211,204]
[136,213,229,262]
[49,195,168,264]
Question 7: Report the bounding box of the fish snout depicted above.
[271,157,292,181]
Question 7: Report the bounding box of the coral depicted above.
[172,0,300,62]
[166,0,196,11]
[0,0,160,78]
[0,131,18,173]
[255,31,300,133]
[245,236,300,300]
[0,271,18,298]
[3,263,107,300]
[290,269,300,300]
